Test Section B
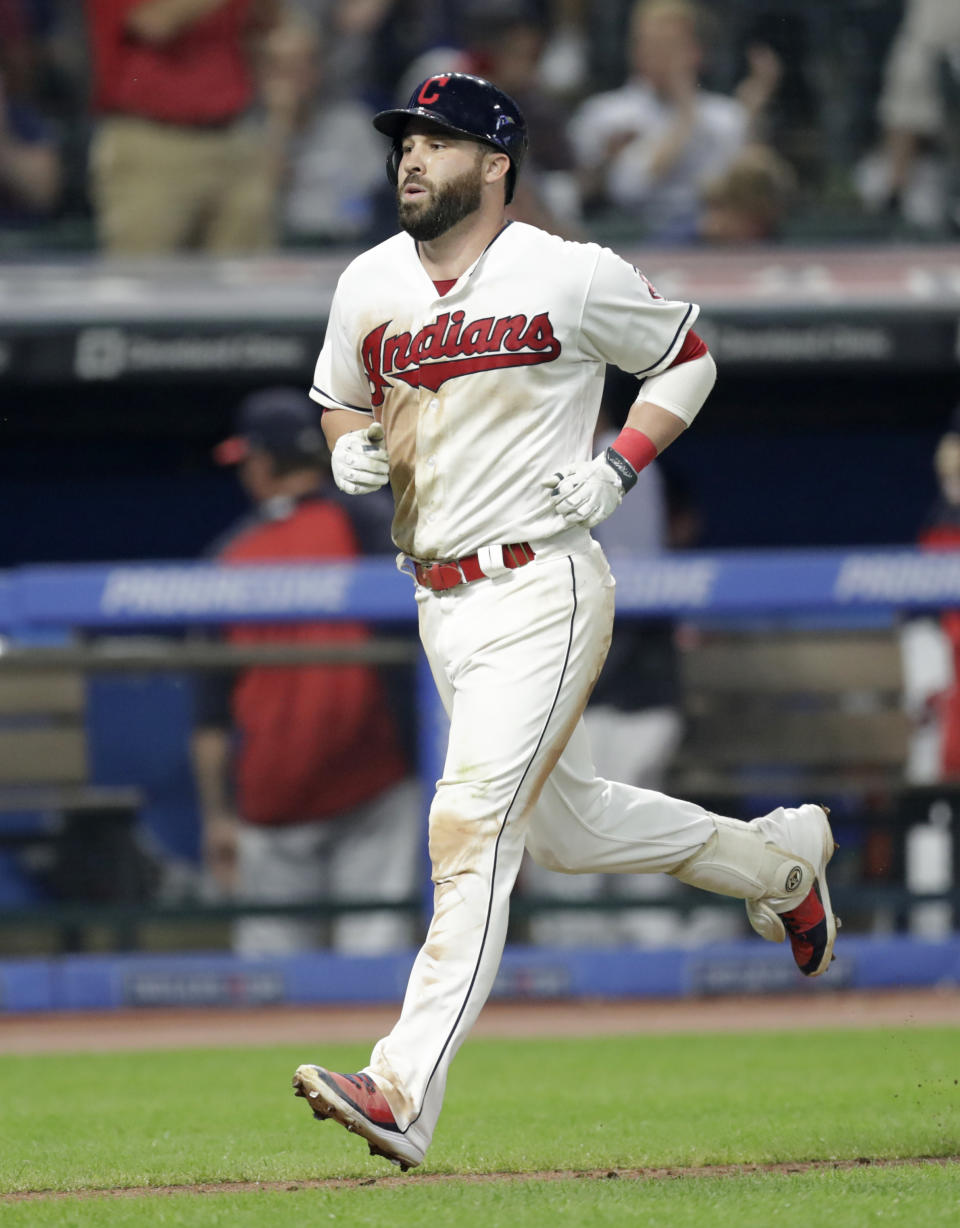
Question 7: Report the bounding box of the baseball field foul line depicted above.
[3,1155,957,1203]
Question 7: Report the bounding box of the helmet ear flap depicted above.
[386,143,401,187]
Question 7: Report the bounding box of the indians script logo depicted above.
[361,312,561,407]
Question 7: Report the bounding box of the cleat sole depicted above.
[369,1143,412,1172]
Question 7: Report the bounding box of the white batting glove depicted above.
[542,453,626,529]
[331,422,389,495]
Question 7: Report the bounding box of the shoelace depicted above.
[343,1073,379,1097]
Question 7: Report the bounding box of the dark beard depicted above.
[398,163,484,240]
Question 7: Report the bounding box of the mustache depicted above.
[401,174,429,190]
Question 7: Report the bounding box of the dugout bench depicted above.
[0,666,148,951]
[663,626,950,933]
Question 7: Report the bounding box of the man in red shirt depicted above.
[915,417,960,778]
[192,387,422,954]
[85,0,280,252]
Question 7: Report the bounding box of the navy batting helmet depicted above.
[373,73,528,204]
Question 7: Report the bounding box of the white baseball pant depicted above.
[362,537,724,1159]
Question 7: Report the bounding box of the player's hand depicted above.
[542,454,625,529]
[331,422,390,495]
[203,810,239,896]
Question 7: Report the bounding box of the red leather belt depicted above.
[412,543,535,591]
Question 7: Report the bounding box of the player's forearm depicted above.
[622,400,689,455]
[191,727,239,892]
[190,726,233,818]
[615,351,717,466]
[125,0,230,45]
[321,408,377,450]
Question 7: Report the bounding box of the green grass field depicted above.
[1,1027,958,1225]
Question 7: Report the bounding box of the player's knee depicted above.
[524,831,578,874]
[428,786,501,880]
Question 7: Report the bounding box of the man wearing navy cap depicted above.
[191,387,421,955]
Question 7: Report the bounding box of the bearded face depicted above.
[397,149,486,241]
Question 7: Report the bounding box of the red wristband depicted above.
[611,427,658,473]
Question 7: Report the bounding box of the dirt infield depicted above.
[1,986,957,1054]
[3,1156,958,1203]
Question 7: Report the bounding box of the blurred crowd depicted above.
[2,0,960,256]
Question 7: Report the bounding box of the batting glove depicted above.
[331,422,390,495]
[542,451,632,529]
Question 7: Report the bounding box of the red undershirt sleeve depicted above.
[670,328,708,366]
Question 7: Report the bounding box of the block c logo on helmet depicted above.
[417,76,450,106]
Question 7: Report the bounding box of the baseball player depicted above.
[293,73,837,1171]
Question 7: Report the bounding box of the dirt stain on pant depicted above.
[428,802,503,882]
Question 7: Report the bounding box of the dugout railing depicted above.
[1,547,959,952]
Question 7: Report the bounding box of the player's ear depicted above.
[483,150,510,192]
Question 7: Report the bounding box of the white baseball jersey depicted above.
[310,221,698,560]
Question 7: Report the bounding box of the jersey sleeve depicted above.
[309,279,375,415]
[578,246,700,378]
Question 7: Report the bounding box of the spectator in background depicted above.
[464,1,583,231]
[294,0,455,112]
[84,0,282,254]
[569,0,756,242]
[26,1,98,233]
[0,63,60,225]
[855,0,960,234]
[903,411,960,784]
[731,10,821,192]
[258,6,384,246]
[191,388,421,955]
[0,1,86,107]
[0,1,62,229]
[697,142,795,244]
[0,0,33,96]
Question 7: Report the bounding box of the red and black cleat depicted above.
[292,1064,422,1172]
[746,804,840,977]
[304,1070,399,1130]
[780,878,838,976]
[778,810,840,977]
